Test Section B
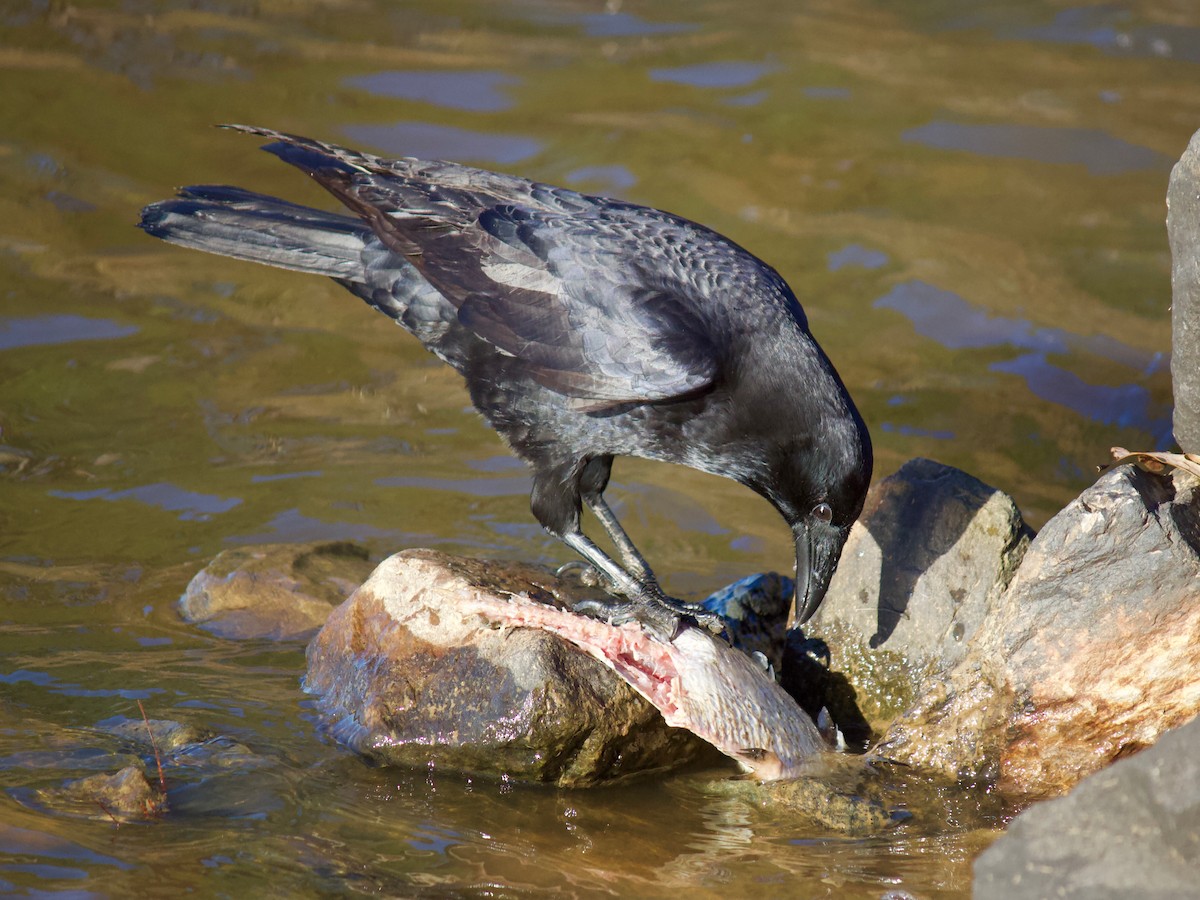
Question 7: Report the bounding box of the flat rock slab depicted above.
[879,465,1200,797]
[178,541,374,640]
[974,714,1200,899]
[304,550,719,786]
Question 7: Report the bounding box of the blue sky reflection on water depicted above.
[342,122,543,165]
[902,121,1170,175]
[48,483,242,522]
[650,61,777,90]
[875,281,1171,441]
[344,70,519,113]
[0,315,137,351]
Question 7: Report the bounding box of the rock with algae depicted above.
[178,541,374,640]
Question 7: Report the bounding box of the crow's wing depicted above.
[233,126,728,405]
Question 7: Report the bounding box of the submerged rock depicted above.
[178,541,374,640]
[878,465,1200,797]
[305,550,722,786]
[47,766,167,821]
[974,715,1200,899]
[796,458,1031,735]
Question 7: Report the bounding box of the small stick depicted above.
[95,799,120,828]
[137,699,166,795]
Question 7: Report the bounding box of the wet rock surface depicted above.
[878,465,1200,796]
[178,541,374,640]
[794,458,1031,737]
[305,550,720,786]
[974,714,1200,899]
[47,766,167,821]
[1168,126,1200,453]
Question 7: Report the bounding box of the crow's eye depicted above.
[812,502,833,524]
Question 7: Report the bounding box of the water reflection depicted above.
[48,483,242,522]
[875,281,1170,439]
[0,315,137,351]
[564,164,638,193]
[827,244,889,272]
[229,508,406,545]
[1012,7,1200,63]
[342,122,543,164]
[345,70,519,113]
[902,120,1170,175]
[650,61,777,90]
[572,11,696,38]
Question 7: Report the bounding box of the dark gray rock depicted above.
[1168,128,1200,453]
[974,714,1200,899]
[178,541,374,640]
[304,550,718,786]
[797,458,1031,734]
[880,465,1200,797]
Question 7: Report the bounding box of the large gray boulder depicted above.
[1168,127,1200,453]
[795,458,1031,734]
[879,464,1200,796]
[974,714,1200,899]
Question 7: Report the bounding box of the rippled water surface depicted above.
[1,0,1193,895]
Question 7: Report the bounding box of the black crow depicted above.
[139,126,872,641]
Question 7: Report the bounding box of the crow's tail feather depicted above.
[138,185,369,283]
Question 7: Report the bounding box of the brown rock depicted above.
[879,465,1200,797]
[304,550,717,786]
[178,541,374,640]
[50,766,167,821]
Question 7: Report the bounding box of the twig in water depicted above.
[95,799,120,828]
[137,699,166,796]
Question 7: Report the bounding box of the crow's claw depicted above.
[568,591,728,643]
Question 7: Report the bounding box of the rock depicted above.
[974,714,1200,899]
[178,541,374,640]
[99,716,205,752]
[879,465,1200,797]
[304,550,719,786]
[48,766,167,820]
[1168,127,1200,453]
[795,459,1031,735]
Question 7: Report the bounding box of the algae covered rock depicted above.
[178,541,374,640]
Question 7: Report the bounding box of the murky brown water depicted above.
[0,0,1192,894]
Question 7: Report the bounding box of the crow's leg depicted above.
[531,458,725,640]
[578,455,656,583]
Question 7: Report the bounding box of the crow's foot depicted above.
[569,588,727,643]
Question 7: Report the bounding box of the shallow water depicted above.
[0,0,1191,894]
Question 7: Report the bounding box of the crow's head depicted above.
[768,396,872,630]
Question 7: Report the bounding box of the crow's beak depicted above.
[787,522,840,630]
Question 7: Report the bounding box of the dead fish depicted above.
[458,588,828,780]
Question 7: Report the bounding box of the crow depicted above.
[139,126,872,641]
